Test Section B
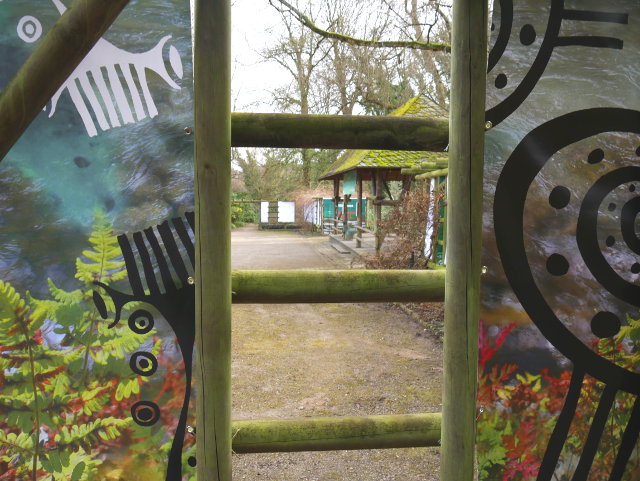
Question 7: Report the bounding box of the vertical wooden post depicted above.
[371,169,377,197]
[374,170,383,252]
[333,179,340,234]
[356,172,363,248]
[441,1,487,481]
[440,176,448,264]
[429,178,440,265]
[193,0,232,479]
[342,194,351,238]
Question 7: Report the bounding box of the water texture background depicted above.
[0,1,195,479]
[480,1,640,479]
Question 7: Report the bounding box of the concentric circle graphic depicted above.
[131,401,160,426]
[576,166,640,308]
[16,16,42,43]
[130,351,158,377]
[128,309,155,334]
[494,108,640,394]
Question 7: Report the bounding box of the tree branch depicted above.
[269,0,450,53]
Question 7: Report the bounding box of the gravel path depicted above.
[231,226,442,480]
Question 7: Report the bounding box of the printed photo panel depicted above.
[480,1,640,480]
[0,1,196,479]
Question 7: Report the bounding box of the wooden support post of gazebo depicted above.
[356,172,363,248]
[342,194,351,238]
[374,170,384,252]
[333,179,340,234]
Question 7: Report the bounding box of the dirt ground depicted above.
[231,226,443,481]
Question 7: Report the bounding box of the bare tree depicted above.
[233,148,302,200]
[400,0,451,105]
[269,0,450,52]
[236,0,452,197]
[260,5,331,186]
[269,0,452,109]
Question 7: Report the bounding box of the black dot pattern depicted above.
[546,253,569,276]
[549,186,570,209]
[188,457,197,467]
[591,311,621,339]
[588,148,604,164]
[606,236,615,247]
[632,263,640,274]
[520,24,536,45]
[495,74,508,89]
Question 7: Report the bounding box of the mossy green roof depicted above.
[319,96,448,180]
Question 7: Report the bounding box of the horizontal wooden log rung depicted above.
[415,168,449,180]
[231,413,441,453]
[231,269,445,304]
[419,159,449,168]
[231,113,448,151]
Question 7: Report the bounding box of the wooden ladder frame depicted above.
[0,0,488,479]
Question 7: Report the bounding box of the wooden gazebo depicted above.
[318,96,448,249]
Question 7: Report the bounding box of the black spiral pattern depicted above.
[493,108,640,481]
[486,0,628,126]
[577,167,640,311]
[495,107,640,391]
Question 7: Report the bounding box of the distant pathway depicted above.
[231,225,442,481]
[232,225,352,270]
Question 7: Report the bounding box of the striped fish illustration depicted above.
[93,212,196,481]
[26,0,184,137]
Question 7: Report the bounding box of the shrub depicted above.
[365,181,445,269]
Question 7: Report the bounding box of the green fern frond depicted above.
[617,316,640,343]
[25,294,59,323]
[47,278,84,305]
[0,214,167,479]
[89,330,150,363]
[55,418,131,451]
[0,280,29,343]
[41,448,101,481]
[71,380,116,416]
[0,279,23,319]
[75,212,126,286]
[0,280,47,348]
[0,430,35,458]
[114,377,142,401]
[1,348,79,372]
[85,322,157,365]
